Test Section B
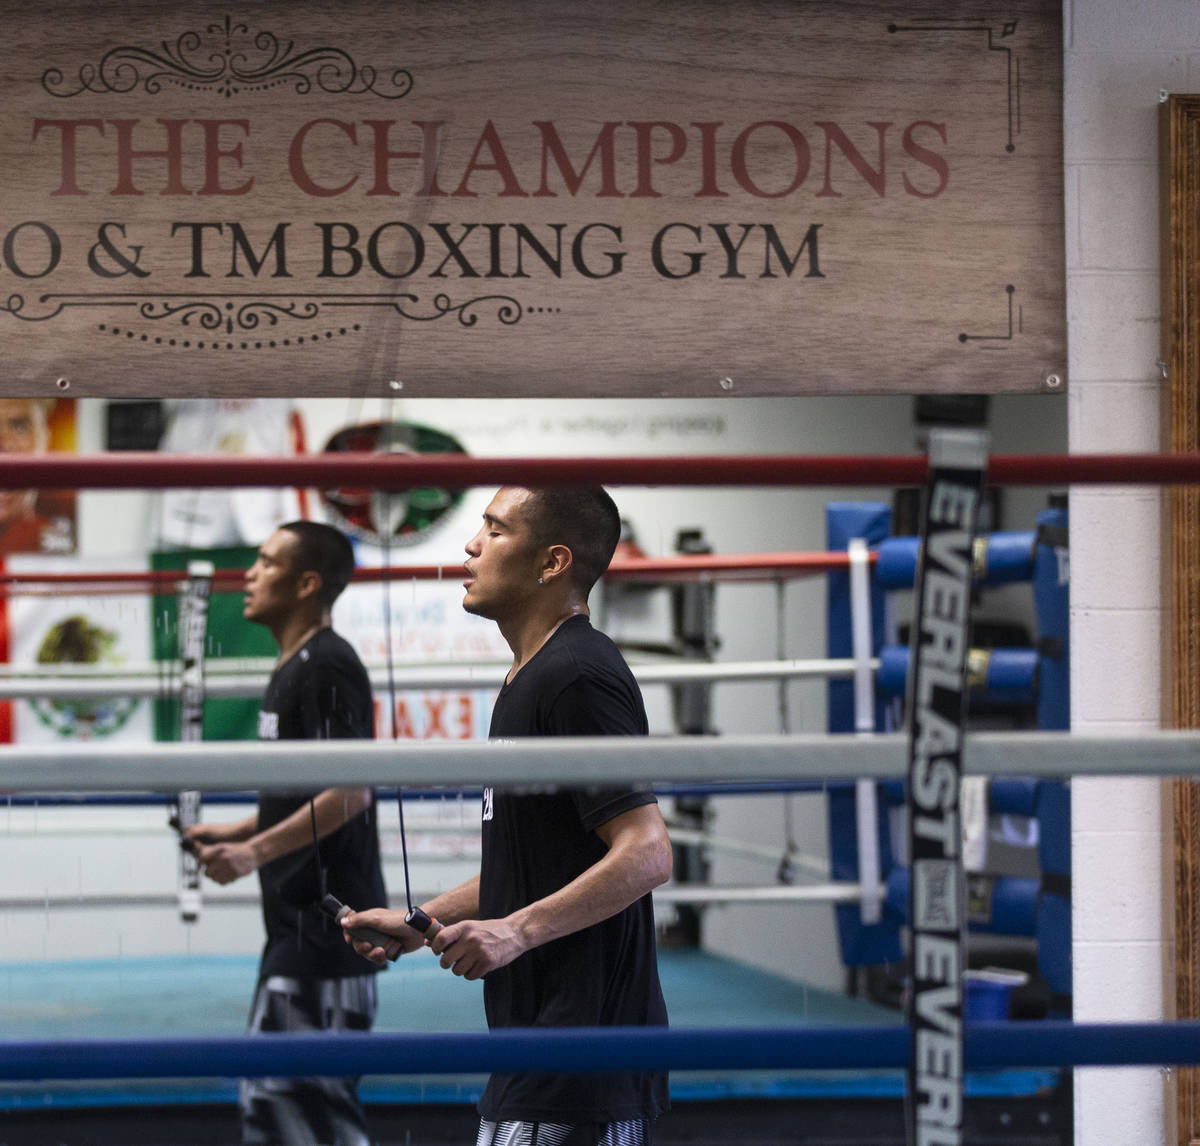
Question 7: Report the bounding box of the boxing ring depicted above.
[0,445,1195,1145]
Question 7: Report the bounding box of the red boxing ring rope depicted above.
[0,550,862,596]
[2,450,1200,489]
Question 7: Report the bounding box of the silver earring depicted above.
[537,577,544,584]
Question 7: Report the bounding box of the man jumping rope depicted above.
[188,521,387,1146]
[343,486,673,1146]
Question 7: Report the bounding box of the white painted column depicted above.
[1063,0,1190,1140]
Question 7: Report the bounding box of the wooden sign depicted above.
[0,1,1064,397]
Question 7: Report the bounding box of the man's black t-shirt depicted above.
[256,627,387,980]
[479,614,669,1124]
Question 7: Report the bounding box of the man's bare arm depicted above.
[431,804,672,980]
[194,787,371,885]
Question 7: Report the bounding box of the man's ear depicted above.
[296,569,323,602]
[540,544,573,585]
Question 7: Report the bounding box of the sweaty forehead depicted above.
[260,529,299,563]
[486,487,535,529]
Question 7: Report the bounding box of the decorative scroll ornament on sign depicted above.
[41,15,415,101]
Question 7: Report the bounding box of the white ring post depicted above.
[175,559,213,924]
[849,537,884,927]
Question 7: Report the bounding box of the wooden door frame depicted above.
[1162,92,1200,1146]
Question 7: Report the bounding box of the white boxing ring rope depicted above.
[4,448,1200,1098]
[2,730,1199,793]
[0,886,865,914]
[0,656,873,701]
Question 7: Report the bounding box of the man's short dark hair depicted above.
[279,521,356,607]
[520,487,621,597]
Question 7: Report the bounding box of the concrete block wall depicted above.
[1064,0,1192,1140]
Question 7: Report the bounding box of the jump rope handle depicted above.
[169,813,199,855]
[320,894,403,962]
[404,905,443,943]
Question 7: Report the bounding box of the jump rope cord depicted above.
[304,153,437,916]
[360,171,442,923]
[381,520,416,913]
[378,397,416,914]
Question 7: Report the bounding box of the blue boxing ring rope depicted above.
[2,1021,1200,1082]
